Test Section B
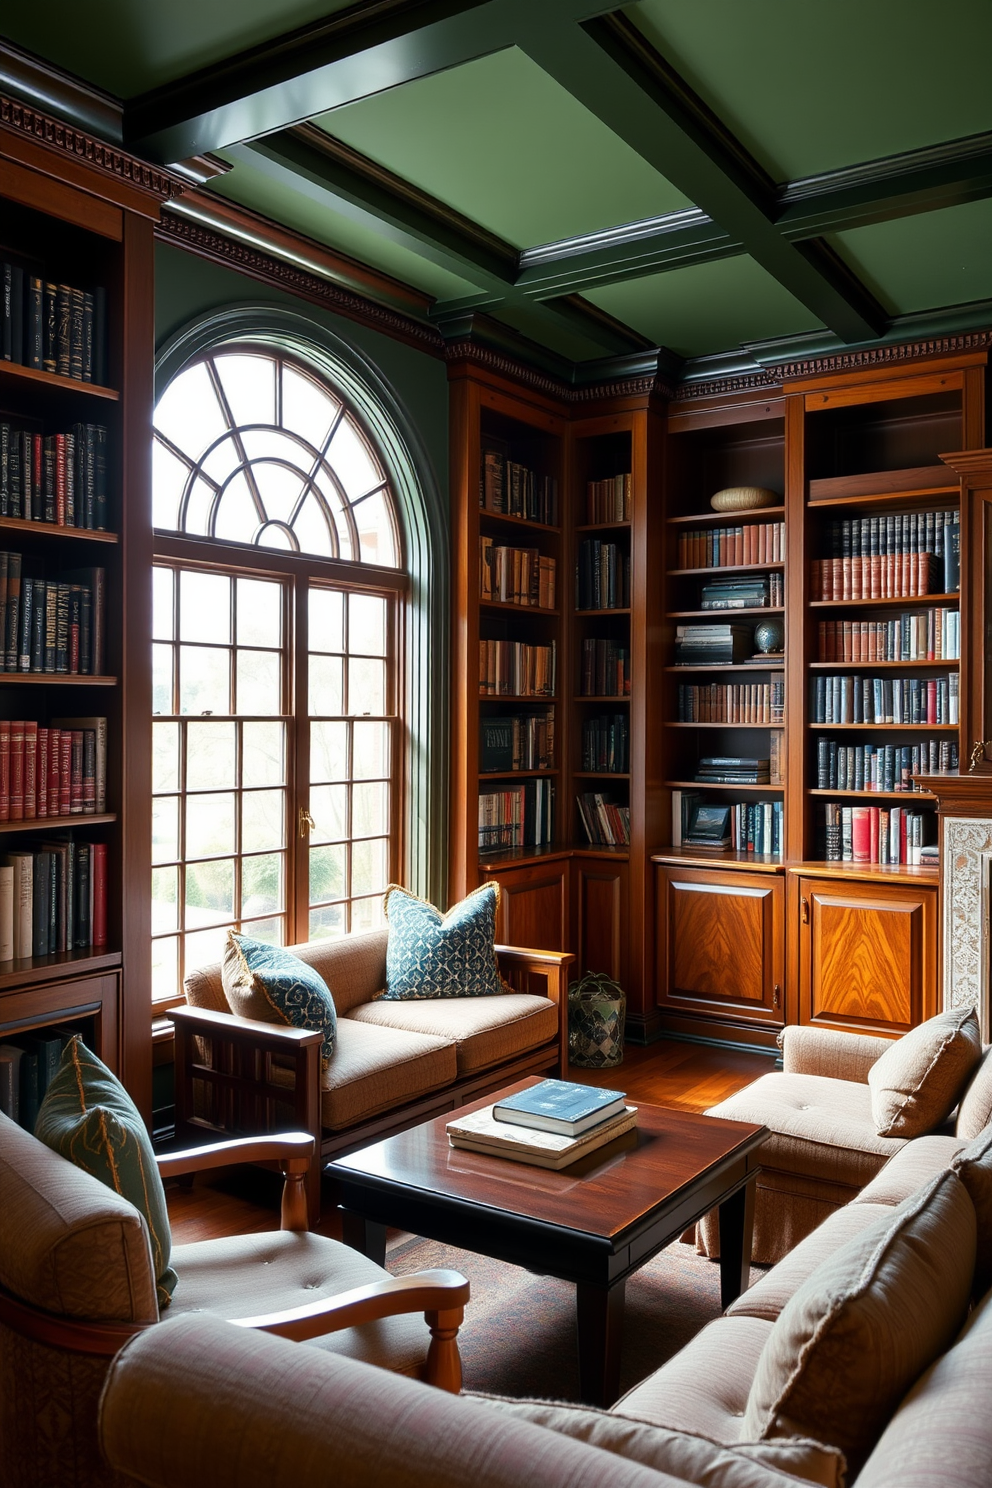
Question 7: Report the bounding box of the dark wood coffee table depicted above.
[328,1079,767,1405]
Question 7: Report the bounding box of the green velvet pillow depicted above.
[381,882,507,1000]
[34,1037,177,1309]
[225,932,337,1064]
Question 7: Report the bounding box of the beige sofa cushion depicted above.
[318,1018,456,1129]
[727,1201,893,1323]
[471,1395,845,1488]
[614,1315,772,1443]
[348,993,558,1075]
[0,1109,158,1323]
[950,1123,992,1294]
[867,1007,982,1139]
[186,929,389,1019]
[955,1044,992,1140]
[851,1134,964,1208]
[856,1285,992,1488]
[742,1169,976,1475]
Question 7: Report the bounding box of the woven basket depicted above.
[568,971,626,1068]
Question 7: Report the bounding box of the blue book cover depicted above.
[493,1079,625,1124]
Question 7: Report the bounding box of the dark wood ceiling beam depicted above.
[516,210,739,295]
[122,0,621,163]
[519,13,887,341]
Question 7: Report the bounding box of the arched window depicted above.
[149,329,442,1010]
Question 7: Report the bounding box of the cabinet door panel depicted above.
[656,867,784,1024]
[574,862,627,984]
[483,862,568,952]
[799,878,937,1036]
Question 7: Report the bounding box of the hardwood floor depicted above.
[166,1039,774,1245]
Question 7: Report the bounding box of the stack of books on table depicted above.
[446,1079,636,1170]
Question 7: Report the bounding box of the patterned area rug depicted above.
[386,1231,760,1402]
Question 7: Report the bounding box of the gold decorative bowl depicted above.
[709,486,779,512]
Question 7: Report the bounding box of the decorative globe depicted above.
[753,618,785,654]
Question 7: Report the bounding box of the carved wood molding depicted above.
[675,370,782,401]
[157,209,447,356]
[443,340,675,405]
[773,330,992,383]
[0,93,187,200]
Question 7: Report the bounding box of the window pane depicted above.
[251,459,305,525]
[185,858,235,925]
[309,655,343,716]
[239,916,284,946]
[151,867,178,933]
[310,784,347,843]
[152,643,173,716]
[282,364,339,448]
[184,476,216,537]
[243,852,285,917]
[215,470,261,544]
[310,903,346,940]
[310,721,348,782]
[353,721,388,780]
[354,487,397,568]
[153,722,179,793]
[180,646,230,716]
[328,417,382,499]
[352,837,388,896]
[215,352,275,428]
[187,721,236,791]
[353,781,388,838]
[292,492,334,557]
[154,360,227,461]
[180,571,230,644]
[152,441,190,531]
[257,522,296,551]
[151,936,179,1002]
[237,579,282,647]
[237,649,282,715]
[152,797,179,865]
[242,789,285,853]
[152,567,175,641]
[349,594,387,656]
[186,793,236,858]
[348,657,386,716]
[184,925,231,979]
[310,844,346,905]
[243,722,285,787]
[351,895,385,933]
[310,588,344,652]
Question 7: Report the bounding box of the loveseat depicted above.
[172,927,572,1222]
[98,1120,992,1487]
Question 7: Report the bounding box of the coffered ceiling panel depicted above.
[627,0,992,182]
[584,254,823,359]
[315,48,691,249]
[830,196,992,318]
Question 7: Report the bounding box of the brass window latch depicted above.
[298,806,315,838]
[969,740,992,771]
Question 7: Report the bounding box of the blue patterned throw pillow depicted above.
[382,883,507,1000]
[226,933,337,1064]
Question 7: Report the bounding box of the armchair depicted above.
[0,1110,469,1488]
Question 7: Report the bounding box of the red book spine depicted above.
[31,432,42,522]
[47,727,61,816]
[69,729,83,814]
[22,720,37,819]
[869,807,880,864]
[9,721,24,821]
[91,842,107,946]
[851,806,871,863]
[58,732,72,816]
[0,721,8,822]
[36,728,48,818]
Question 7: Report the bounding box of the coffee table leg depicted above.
[576,1280,626,1407]
[717,1173,757,1310]
[340,1208,387,1266]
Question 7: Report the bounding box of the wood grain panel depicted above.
[799,877,937,1036]
[575,861,627,982]
[656,866,784,1025]
[484,861,568,952]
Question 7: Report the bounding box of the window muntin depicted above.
[153,349,400,567]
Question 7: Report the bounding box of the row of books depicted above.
[820,804,934,866]
[671,790,782,856]
[810,510,960,600]
[676,520,785,570]
[478,780,554,851]
[674,623,753,665]
[814,737,959,792]
[480,539,556,608]
[576,791,630,846]
[696,755,770,784]
[0,1026,84,1129]
[700,573,783,610]
[816,610,959,663]
[677,681,784,724]
[2,263,107,384]
[0,423,109,529]
[579,639,630,698]
[812,673,958,726]
[581,713,628,773]
[586,473,631,525]
[576,540,631,611]
[480,711,554,772]
[479,639,556,697]
[0,556,105,675]
[0,718,107,821]
[480,449,558,525]
[447,1079,636,1170]
[1,840,107,959]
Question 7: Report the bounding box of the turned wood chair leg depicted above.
[424,1305,465,1393]
[279,1157,311,1232]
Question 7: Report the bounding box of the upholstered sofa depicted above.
[696,1014,992,1263]
[172,927,572,1222]
[98,1122,992,1487]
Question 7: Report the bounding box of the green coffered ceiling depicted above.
[4,0,992,376]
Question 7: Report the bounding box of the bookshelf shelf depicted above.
[808,789,935,800]
[0,517,118,544]
[479,769,559,779]
[575,694,630,703]
[668,562,785,577]
[574,607,631,618]
[0,362,119,401]
[667,606,784,619]
[0,946,121,993]
[0,812,116,834]
[667,506,785,526]
[668,721,785,729]
[808,594,959,609]
[665,780,784,794]
[575,521,632,533]
[0,673,117,686]
[480,599,559,616]
[480,511,559,535]
[573,771,631,780]
[809,659,958,669]
[479,693,558,702]
[808,722,958,731]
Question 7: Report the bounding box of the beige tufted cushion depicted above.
[742,1169,976,1475]
[348,992,558,1074]
[613,1315,772,1442]
[954,1044,992,1140]
[317,1018,456,1129]
[867,1007,982,1139]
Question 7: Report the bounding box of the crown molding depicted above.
[0,38,122,142]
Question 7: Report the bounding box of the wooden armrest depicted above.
[495,945,574,970]
[168,1004,323,1047]
[158,1133,315,1232]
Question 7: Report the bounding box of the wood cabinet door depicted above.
[573,858,628,985]
[482,859,569,952]
[655,866,784,1026]
[797,876,938,1036]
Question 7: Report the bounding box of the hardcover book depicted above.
[447,1102,637,1169]
[492,1078,626,1135]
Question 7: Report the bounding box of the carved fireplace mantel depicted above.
[917,771,992,1039]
